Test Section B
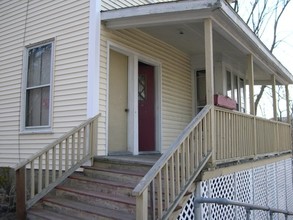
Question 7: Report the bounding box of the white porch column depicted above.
[204,18,215,162]
[286,85,291,123]
[272,75,277,120]
[204,19,214,105]
[247,54,255,115]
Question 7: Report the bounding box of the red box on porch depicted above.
[214,94,237,110]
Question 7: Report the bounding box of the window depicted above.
[226,69,246,113]
[23,42,53,130]
[196,70,206,112]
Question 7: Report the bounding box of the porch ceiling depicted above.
[101,0,293,85]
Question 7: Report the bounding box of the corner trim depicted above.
[87,0,101,118]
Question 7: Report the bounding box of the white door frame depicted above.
[107,42,162,155]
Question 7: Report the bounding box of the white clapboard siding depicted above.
[101,0,177,11]
[100,25,192,152]
[0,0,90,167]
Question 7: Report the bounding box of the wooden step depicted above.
[27,207,84,220]
[27,155,161,219]
[83,166,147,183]
[41,197,135,220]
[55,185,136,214]
[65,173,135,197]
[93,156,156,173]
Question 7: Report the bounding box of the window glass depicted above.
[233,74,238,103]
[240,78,245,112]
[25,43,52,128]
[226,71,232,98]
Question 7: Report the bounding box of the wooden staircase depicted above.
[27,155,160,220]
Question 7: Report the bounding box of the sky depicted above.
[234,0,293,118]
[273,2,293,74]
[236,0,293,73]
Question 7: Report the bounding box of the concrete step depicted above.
[41,197,135,220]
[55,185,136,214]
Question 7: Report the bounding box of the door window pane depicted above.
[138,74,146,101]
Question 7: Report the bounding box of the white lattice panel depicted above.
[178,193,195,220]
[235,169,253,219]
[209,174,235,220]
[182,158,293,220]
[253,165,268,219]
[266,163,278,220]
[277,160,286,220]
[199,181,210,220]
[285,159,293,220]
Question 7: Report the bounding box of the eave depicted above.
[101,0,293,85]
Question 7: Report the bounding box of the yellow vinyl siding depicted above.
[0,0,90,167]
[100,25,192,152]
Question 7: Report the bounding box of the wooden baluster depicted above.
[45,151,49,187]
[164,164,169,209]
[199,121,203,160]
[185,138,190,179]
[190,131,195,173]
[65,138,69,171]
[195,126,199,167]
[83,126,87,157]
[203,116,207,157]
[181,144,185,186]
[175,149,180,195]
[170,155,175,202]
[157,171,163,218]
[59,143,62,177]
[30,161,35,198]
[52,146,56,182]
[38,155,42,193]
[77,130,81,162]
[71,133,75,165]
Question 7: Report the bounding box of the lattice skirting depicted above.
[177,158,293,220]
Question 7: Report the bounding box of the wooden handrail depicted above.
[133,105,212,196]
[133,105,213,219]
[15,114,100,170]
[15,113,101,220]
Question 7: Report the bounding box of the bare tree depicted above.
[230,0,291,116]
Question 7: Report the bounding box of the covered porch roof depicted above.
[101,0,293,85]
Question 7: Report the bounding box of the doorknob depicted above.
[125,108,129,112]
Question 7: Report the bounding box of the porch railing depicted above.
[133,105,213,220]
[214,107,291,163]
[15,113,100,220]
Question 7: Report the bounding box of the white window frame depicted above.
[20,40,54,133]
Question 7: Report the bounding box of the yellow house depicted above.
[0,0,292,219]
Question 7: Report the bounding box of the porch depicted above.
[15,104,292,219]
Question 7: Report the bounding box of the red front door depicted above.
[138,62,155,151]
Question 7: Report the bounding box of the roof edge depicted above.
[101,0,220,20]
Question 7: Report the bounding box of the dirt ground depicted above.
[0,205,16,220]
